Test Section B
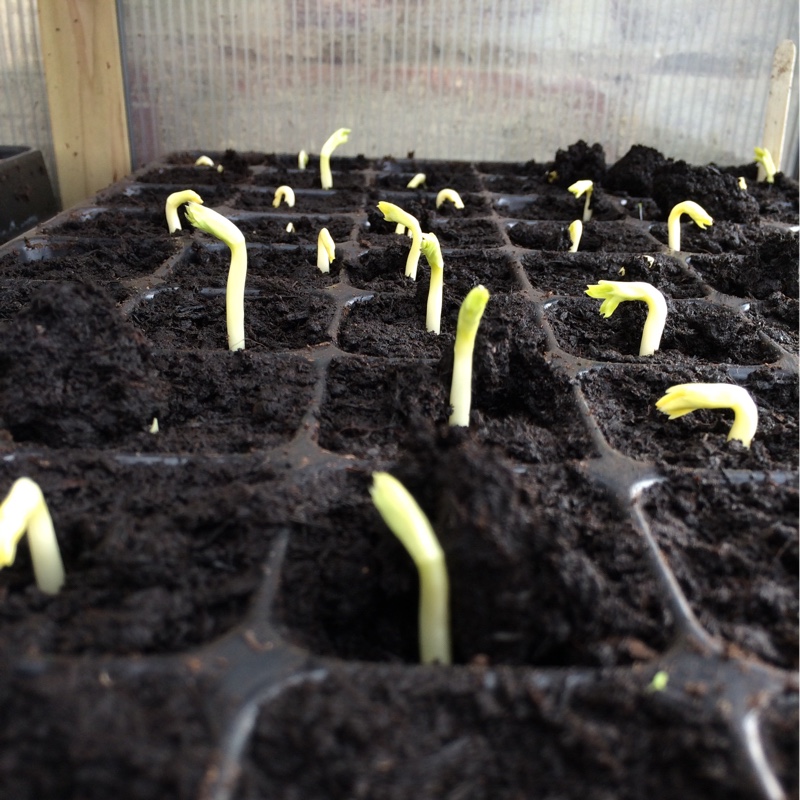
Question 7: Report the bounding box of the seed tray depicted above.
[0,144,797,799]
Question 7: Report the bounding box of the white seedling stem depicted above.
[298,150,309,170]
[568,180,594,223]
[435,189,465,210]
[377,201,422,280]
[273,185,296,208]
[370,472,451,665]
[449,286,490,426]
[656,383,758,447]
[568,220,583,252]
[0,478,65,594]
[407,173,426,189]
[165,189,204,233]
[585,280,667,357]
[317,228,336,273]
[667,201,713,252]
[320,127,351,190]
[420,232,444,334]
[185,202,248,351]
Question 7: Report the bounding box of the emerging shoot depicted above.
[667,200,713,252]
[272,185,296,208]
[285,222,295,233]
[737,176,748,190]
[377,201,422,280]
[298,150,309,170]
[370,472,451,665]
[317,227,335,273]
[395,223,407,235]
[320,127,351,189]
[149,417,159,434]
[420,232,444,334]
[407,173,426,189]
[753,146,777,183]
[435,188,465,210]
[195,155,215,167]
[655,383,758,448]
[585,280,667,357]
[568,179,594,222]
[165,189,204,234]
[449,286,490,426]
[185,202,248,351]
[568,219,583,252]
[0,478,65,595]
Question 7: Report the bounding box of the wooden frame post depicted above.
[37,0,131,208]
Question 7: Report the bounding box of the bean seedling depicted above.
[370,472,451,665]
[667,201,713,252]
[320,127,351,190]
[656,383,758,447]
[585,280,667,357]
[165,189,204,234]
[317,228,335,273]
[273,185,296,208]
[0,478,64,595]
[420,232,444,334]
[568,179,594,222]
[407,173,426,189]
[449,286,490,426]
[753,146,777,183]
[377,201,422,280]
[568,219,583,252]
[435,189,464,210]
[185,202,248,351]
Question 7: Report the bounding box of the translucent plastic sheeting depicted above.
[0,0,57,193]
[118,0,798,172]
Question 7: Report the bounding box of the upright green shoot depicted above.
[667,201,713,252]
[449,286,490,426]
[420,232,444,334]
[370,472,451,665]
[185,202,248,351]
[165,189,204,233]
[0,478,64,595]
[377,201,422,280]
[320,127,351,189]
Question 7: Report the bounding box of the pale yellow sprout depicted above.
[407,173,426,189]
[317,227,336,273]
[320,127,351,189]
[395,223,406,235]
[420,232,444,334]
[667,201,713,252]
[272,185,296,208]
[568,220,583,252]
[0,478,64,595]
[585,280,667,357]
[449,286,490,426]
[737,176,748,190]
[195,155,215,167]
[377,201,422,280]
[285,222,295,233]
[370,472,451,665]
[656,383,758,447]
[298,150,309,170]
[149,418,159,434]
[185,202,248,351]
[753,147,777,183]
[216,165,224,173]
[568,179,594,222]
[165,189,204,234]
[435,188,465,210]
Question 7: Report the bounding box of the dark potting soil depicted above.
[0,143,796,799]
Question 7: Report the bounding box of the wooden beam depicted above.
[758,39,796,180]
[37,0,131,208]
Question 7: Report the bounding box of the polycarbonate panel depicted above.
[0,0,57,192]
[118,0,798,172]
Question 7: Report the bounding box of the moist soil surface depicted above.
[0,143,796,799]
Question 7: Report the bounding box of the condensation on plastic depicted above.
[0,0,57,192]
[0,1,797,178]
